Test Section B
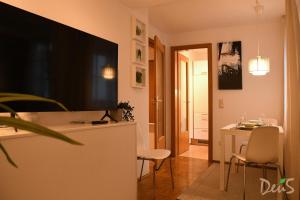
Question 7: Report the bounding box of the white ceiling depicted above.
[120,0,285,33]
[119,0,176,8]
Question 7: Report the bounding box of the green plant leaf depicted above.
[279,178,286,185]
[0,103,20,118]
[0,93,82,168]
[0,117,82,145]
[0,93,68,111]
[0,142,18,168]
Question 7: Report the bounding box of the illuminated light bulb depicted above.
[102,65,115,79]
[248,56,270,76]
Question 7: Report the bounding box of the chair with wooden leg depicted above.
[137,149,174,190]
[225,126,288,200]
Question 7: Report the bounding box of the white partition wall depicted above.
[0,122,137,200]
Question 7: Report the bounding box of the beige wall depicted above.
[1,0,149,151]
[169,21,284,160]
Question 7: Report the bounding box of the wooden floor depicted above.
[138,156,210,200]
[179,145,208,160]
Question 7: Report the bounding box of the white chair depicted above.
[137,149,174,190]
[225,126,286,200]
[238,118,278,160]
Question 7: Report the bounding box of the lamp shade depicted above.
[248,56,270,76]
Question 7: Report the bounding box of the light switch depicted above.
[219,98,224,109]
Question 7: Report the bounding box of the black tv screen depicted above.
[0,2,118,112]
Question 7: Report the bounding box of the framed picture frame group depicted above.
[131,16,146,88]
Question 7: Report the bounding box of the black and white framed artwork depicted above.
[217,41,242,89]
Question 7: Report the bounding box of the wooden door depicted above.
[149,36,166,149]
[178,53,190,154]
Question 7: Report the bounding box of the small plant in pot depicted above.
[110,101,134,122]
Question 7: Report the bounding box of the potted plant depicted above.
[0,93,82,167]
[110,101,134,122]
[109,108,123,122]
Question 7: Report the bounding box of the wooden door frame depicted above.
[171,43,213,163]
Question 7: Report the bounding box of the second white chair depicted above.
[137,149,174,191]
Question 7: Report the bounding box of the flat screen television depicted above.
[0,2,118,112]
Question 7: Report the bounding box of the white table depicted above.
[219,124,284,192]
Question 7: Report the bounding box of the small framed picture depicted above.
[131,65,146,88]
[131,41,146,65]
[131,16,146,43]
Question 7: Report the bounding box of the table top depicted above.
[221,123,284,134]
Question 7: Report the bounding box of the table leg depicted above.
[232,135,237,173]
[220,130,225,190]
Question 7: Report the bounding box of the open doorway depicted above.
[171,44,213,162]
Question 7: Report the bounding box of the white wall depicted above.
[169,21,284,160]
[1,0,149,173]
[193,60,209,141]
